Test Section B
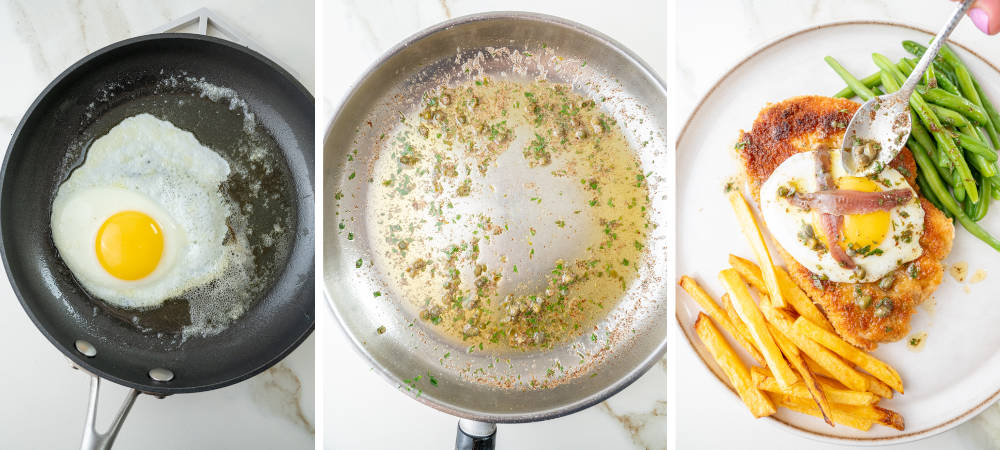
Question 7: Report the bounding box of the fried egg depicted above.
[51,113,235,309]
[760,149,924,283]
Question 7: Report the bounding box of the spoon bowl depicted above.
[842,93,912,176]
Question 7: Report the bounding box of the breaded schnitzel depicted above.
[737,95,954,350]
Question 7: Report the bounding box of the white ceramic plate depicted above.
[676,21,1000,445]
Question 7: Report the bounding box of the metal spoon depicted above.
[841,0,975,176]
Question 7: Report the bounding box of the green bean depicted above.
[973,77,1000,147]
[954,171,967,202]
[833,70,882,99]
[825,56,876,101]
[874,53,979,202]
[975,175,991,221]
[901,57,960,97]
[910,118,936,153]
[902,41,959,82]
[921,88,990,125]
[936,71,962,96]
[968,150,1000,178]
[964,188,977,217]
[938,43,1000,148]
[961,125,1000,178]
[910,135,1000,250]
[923,60,937,88]
[916,159,948,214]
[956,132,1000,161]
[937,149,955,175]
[930,104,971,127]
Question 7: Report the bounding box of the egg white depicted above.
[760,150,924,283]
[51,113,235,309]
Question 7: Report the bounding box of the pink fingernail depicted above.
[970,8,990,34]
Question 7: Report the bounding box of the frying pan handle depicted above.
[455,419,496,450]
[80,374,140,450]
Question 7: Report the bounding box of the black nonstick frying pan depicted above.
[1,34,314,449]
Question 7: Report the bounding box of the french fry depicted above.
[844,404,905,431]
[771,394,874,431]
[694,313,776,418]
[727,190,786,308]
[861,373,894,399]
[720,293,764,364]
[719,269,798,388]
[759,297,868,392]
[805,357,893,399]
[729,254,835,333]
[777,394,905,432]
[793,317,904,394]
[786,395,902,431]
[753,369,879,406]
[770,324,833,426]
[729,255,768,292]
[750,366,770,386]
[680,276,766,365]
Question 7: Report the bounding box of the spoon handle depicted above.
[900,0,975,95]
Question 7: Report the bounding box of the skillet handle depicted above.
[455,419,496,450]
[80,374,140,450]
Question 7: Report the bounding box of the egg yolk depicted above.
[814,177,890,252]
[96,211,163,281]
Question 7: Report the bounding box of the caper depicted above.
[418,125,429,138]
[462,323,480,337]
[468,96,479,109]
[777,186,789,197]
[574,129,588,139]
[457,114,467,125]
[878,276,893,290]
[874,298,894,317]
[854,293,872,308]
[440,94,451,106]
[420,109,433,121]
[432,111,445,122]
[590,117,603,134]
[397,240,408,250]
[853,266,866,280]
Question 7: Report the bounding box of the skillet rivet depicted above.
[149,368,174,382]
[74,340,97,357]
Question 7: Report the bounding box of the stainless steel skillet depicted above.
[323,12,667,448]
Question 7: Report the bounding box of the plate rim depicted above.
[675,19,1000,445]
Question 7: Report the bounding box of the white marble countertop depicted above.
[676,1,1000,448]
[0,1,315,448]
[318,1,666,449]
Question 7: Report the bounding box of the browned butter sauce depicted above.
[366,78,651,351]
